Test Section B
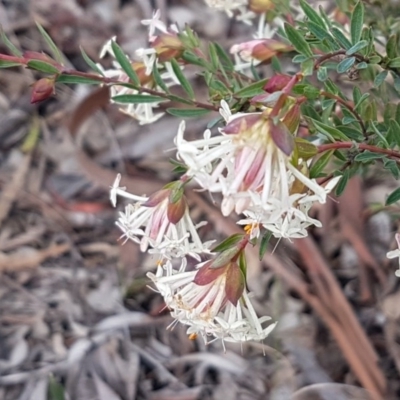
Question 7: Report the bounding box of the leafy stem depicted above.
[317,142,400,160]
[320,91,368,138]
[61,69,220,111]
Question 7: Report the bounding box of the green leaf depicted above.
[308,21,330,41]
[27,60,60,74]
[56,75,101,84]
[350,1,364,45]
[259,231,273,261]
[295,137,318,160]
[388,57,400,68]
[170,58,194,100]
[48,376,65,400]
[152,63,170,93]
[330,27,352,50]
[354,151,383,163]
[354,93,369,110]
[80,46,103,75]
[292,54,309,63]
[371,121,390,148]
[111,40,139,85]
[356,62,368,69]
[335,169,350,196]
[301,58,314,76]
[310,150,334,178]
[0,60,20,68]
[36,22,64,64]
[181,50,208,68]
[300,0,326,27]
[352,86,361,105]
[212,234,245,253]
[167,94,193,105]
[312,119,349,141]
[317,66,328,81]
[208,43,219,71]
[284,23,313,57]
[386,35,399,59]
[166,108,211,118]
[319,5,333,28]
[337,125,364,141]
[271,55,282,73]
[346,40,368,55]
[112,94,167,103]
[0,28,22,56]
[214,42,235,71]
[374,70,388,87]
[337,57,355,73]
[386,187,400,205]
[233,78,268,98]
[387,119,400,147]
[383,158,400,179]
[368,55,382,64]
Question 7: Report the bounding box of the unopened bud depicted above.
[132,62,154,85]
[152,33,184,62]
[249,0,274,13]
[231,39,291,63]
[264,74,292,93]
[30,77,55,103]
[282,103,300,134]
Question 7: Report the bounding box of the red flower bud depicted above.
[264,74,292,93]
[30,77,56,103]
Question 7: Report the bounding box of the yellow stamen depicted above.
[188,333,198,340]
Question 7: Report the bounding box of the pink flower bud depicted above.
[30,77,56,103]
[264,74,292,93]
[231,39,291,63]
[151,33,184,62]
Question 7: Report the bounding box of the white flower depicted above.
[387,233,400,277]
[204,0,248,16]
[147,260,277,345]
[141,10,168,41]
[176,112,328,217]
[112,183,211,259]
[238,177,340,239]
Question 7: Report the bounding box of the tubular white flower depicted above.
[238,176,340,239]
[147,262,277,344]
[111,184,211,260]
[176,111,330,217]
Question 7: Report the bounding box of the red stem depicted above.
[318,142,400,159]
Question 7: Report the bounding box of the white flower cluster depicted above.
[148,260,277,347]
[110,176,276,346]
[176,101,339,239]
[204,0,256,25]
[98,11,182,125]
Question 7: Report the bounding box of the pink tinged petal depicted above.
[144,189,170,207]
[250,90,284,107]
[222,114,261,134]
[224,263,245,306]
[230,147,258,192]
[242,148,266,190]
[264,74,292,93]
[194,261,227,286]
[269,119,295,156]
